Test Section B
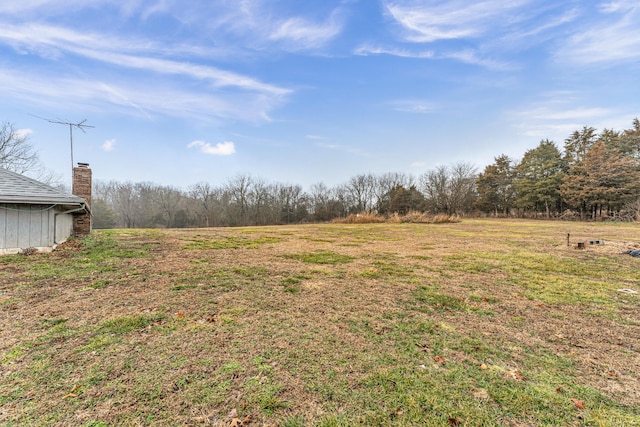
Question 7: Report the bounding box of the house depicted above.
[0,164,92,255]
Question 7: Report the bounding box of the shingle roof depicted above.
[0,168,85,206]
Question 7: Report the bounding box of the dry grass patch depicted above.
[1,220,639,426]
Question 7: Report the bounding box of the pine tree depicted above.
[476,155,516,216]
[515,140,564,217]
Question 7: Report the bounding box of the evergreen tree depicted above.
[92,198,117,229]
[515,140,564,217]
[475,155,516,215]
[563,126,597,168]
[561,141,640,219]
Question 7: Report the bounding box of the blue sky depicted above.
[1,0,639,189]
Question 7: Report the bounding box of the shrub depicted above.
[333,212,385,224]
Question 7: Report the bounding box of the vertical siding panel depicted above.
[29,206,44,247]
[0,205,6,249]
[6,205,19,250]
[55,211,73,244]
[47,209,55,246]
[18,207,30,249]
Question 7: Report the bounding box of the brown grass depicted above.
[1,220,639,426]
[334,211,462,224]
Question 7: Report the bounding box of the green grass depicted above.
[1,221,639,426]
[282,250,354,264]
[414,287,468,312]
[100,313,167,335]
[182,235,282,249]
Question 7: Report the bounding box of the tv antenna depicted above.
[31,115,94,175]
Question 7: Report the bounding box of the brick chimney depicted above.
[72,163,92,237]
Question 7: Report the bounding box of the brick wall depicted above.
[72,164,92,237]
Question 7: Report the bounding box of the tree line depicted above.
[91,118,640,228]
[2,119,639,228]
[476,119,640,220]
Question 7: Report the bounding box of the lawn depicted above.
[1,219,639,426]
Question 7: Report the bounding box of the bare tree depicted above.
[0,121,39,174]
[248,178,275,226]
[152,184,186,228]
[374,172,414,213]
[420,162,477,215]
[346,173,377,213]
[188,181,220,227]
[224,174,254,226]
[276,183,307,224]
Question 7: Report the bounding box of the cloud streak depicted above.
[383,0,532,43]
[0,65,282,123]
[555,4,640,66]
[388,99,436,114]
[268,11,344,51]
[0,23,290,96]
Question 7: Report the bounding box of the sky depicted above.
[1,0,639,190]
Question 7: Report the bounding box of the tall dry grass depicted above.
[333,211,462,224]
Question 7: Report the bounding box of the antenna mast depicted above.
[34,116,94,176]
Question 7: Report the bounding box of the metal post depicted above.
[70,124,74,175]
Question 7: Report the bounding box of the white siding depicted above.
[0,204,74,254]
[55,210,74,245]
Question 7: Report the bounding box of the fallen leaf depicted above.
[230,418,240,427]
[509,368,527,381]
[176,312,185,318]
[434,355,445,364]
[556,387,564,393]
[471,388,489,399]
[448,417,461,426]
[571,398,585,410]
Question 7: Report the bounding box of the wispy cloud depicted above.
[102,139,116,152]
[518,107,612,122]
[555,4,640,66]
[599,1,638,13]
[355,44,510,70]
[508,96,628,142]
[440,50,512,69]
[388,99,436,114]
[0,15,293,123]
[383,0,532,43]
[15,128,33,139]
[188,140,236,156]
[315,142,365,156]
[0,23,290,96]
[354,44,434,58]
[268,13,344,50]
[378,0,583,69]
[0,65,282,122]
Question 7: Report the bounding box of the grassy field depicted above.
[1,219,639,426]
